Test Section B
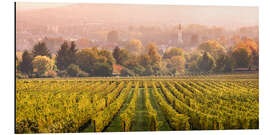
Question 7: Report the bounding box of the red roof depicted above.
[113,64,124,74]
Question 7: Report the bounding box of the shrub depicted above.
[120,68,134,77]
[67,64,88,77]
[78,71,88,77]
[45,70,57,78]
[67,64,81,77]
[16,73,28,79]
[57,70,68,77]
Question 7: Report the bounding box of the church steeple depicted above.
[177,24,183,45]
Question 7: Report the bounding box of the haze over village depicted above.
[16,3,258,53]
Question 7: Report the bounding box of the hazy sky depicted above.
[16,2,258,28]
[16,2,71,11]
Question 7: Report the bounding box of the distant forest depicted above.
[16,35,259,78]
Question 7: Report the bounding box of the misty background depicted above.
[16,3,258,52]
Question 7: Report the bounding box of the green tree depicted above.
[16,55,19,73]
[32,56,55,77]
[133,65,145,76]
[18,50,33,76]
[113,46,121,64]
[120,67,134,76]
[92,62,113,76]
[32,42,51,58]
[143,65,154,76]
[186,51,201,73]
[75,48,99,74]
[232,48,251,68]
[56,41,78,71]
[223,55,233,72]
[251,51,259,69]
[215,54,226,72]
[66,64,86,77]
[215,54,233,72]
[75,48,113,76]
[69,41,78,64]
[98,49,115,65]
[56,42,69,70]
[197,52,216,72]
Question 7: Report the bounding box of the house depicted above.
[112,64,124,76]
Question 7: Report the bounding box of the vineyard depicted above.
[16,73,259,133]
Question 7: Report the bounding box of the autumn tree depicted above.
[171,56,186,73]
[166,56,186,75]
[198,40,225,59]
[147,42,161,65]
[163,47,184,59]
[234,39,259,69]
[125,56,145,76]
[124,39,143,54]
[137,54,151,67]
[32,56,55,77]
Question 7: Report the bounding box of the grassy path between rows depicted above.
[148,88,172,131]
[131,88,148,131]
[103,88,135,132]
[82,86,171,132]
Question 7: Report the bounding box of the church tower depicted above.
[177,24,183,45]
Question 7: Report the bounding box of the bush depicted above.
[120,68,134,77]
[16,73,28,79]
[45,70,57,78]
[67,64,80,77]
[92,62,113,77]
[67,64,88,77]
[57,70,68,77]
[78,71,88,77]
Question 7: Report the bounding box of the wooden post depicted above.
[93,120,96,132]
[123,121,126,132]
[173,99,175,108]
[105,97,108,107]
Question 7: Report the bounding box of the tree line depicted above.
[16,38,258,78]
